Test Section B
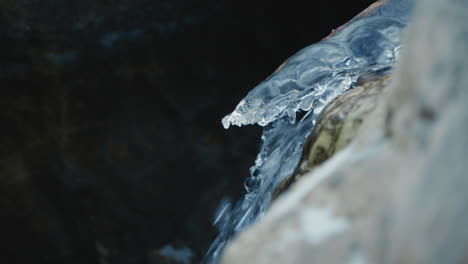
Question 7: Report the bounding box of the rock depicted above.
[302,75,390,169]
[273,75,391,199]
[221,0,468,263]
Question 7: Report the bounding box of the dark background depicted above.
[0,0,374,263]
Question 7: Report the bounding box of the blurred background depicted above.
[0,0,374,263]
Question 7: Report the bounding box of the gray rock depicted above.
[221,0,468,263]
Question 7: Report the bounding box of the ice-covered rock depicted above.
[222,0,413,129]
[204,1,414,263]
[221,0,468,263]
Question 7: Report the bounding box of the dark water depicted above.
[0,1,377,263]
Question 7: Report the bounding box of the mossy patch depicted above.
[273,75,391,199]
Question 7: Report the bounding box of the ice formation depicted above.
[204,1,414,263]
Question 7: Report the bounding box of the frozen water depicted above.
[222,0,412,129]
[204,1,413,263]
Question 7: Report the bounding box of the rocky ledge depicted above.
[222,0,468,263]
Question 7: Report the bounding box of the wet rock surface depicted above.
[301,75,391,170]
[222,0,468,263]
[0,0,376,264]
[273,74,391,199]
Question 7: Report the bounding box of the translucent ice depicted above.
[204,1,414,263]
[222,0,413,129]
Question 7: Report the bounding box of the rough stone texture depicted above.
[221,0,468,263]
[273,75,391,199]
[302,75,391,171]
